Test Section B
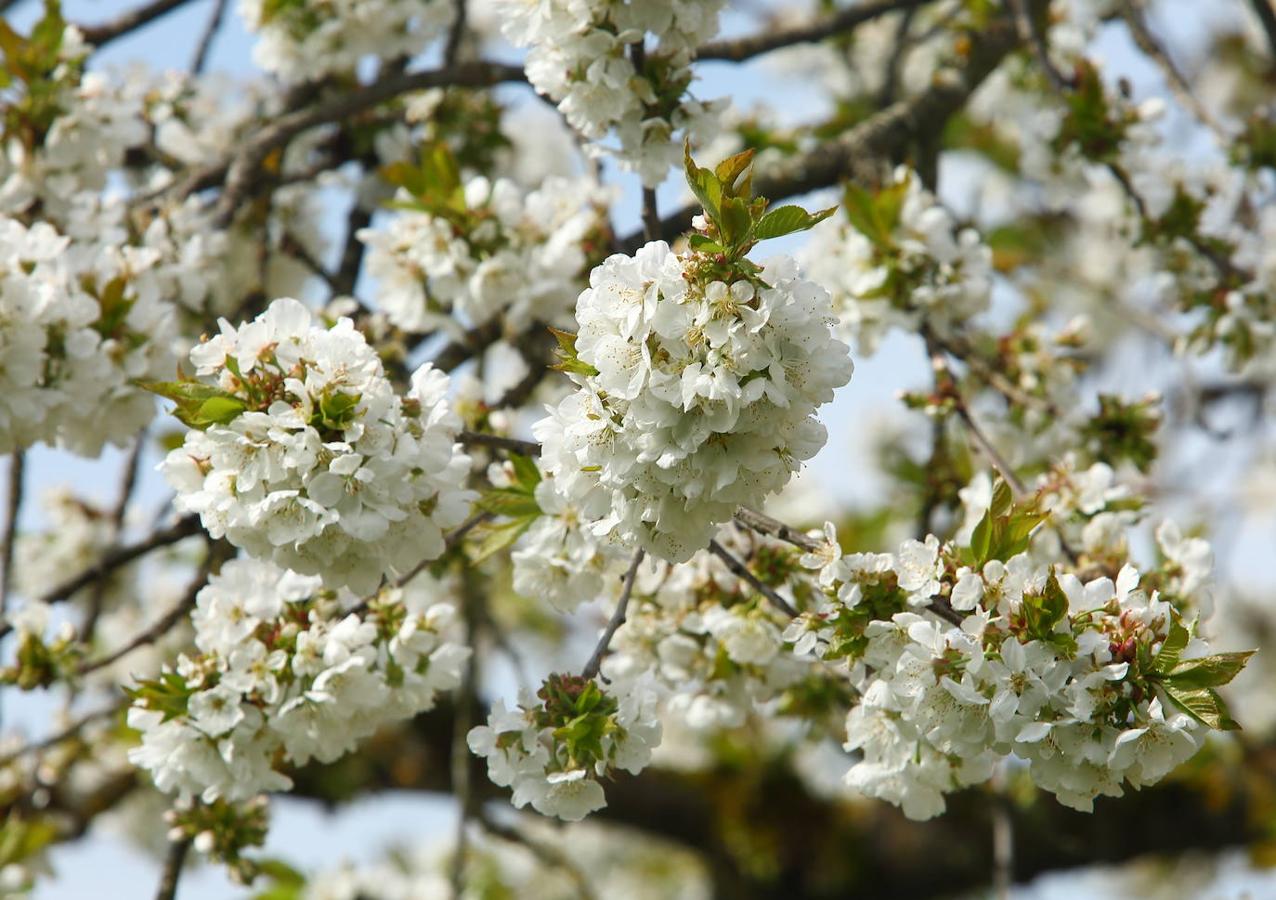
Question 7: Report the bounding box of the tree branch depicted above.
[79,0,197,47]
[190,0,230,74]
[581,549,645,680]
[150,61,524,220]
[733,507,821,552]
[76,541,220,678]
[620,8,1024,252]
[1249,0,1276,60]
[0,703,122,767]
[154,832,192,900]
[707,539,798,617]
[698,0,932,63]
[458,431,541,458]
[15,516,202,624]
[1,450,24,622]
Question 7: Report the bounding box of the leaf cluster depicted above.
[683,145,834,263]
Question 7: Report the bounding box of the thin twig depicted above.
[928,336,1028,497]
[707,540,798,617]
[1010,0,1074,91]
[282,230,341,293]
[1106,162,1245,286]
[477,812,599,900]
[144,62,523,216]
[1,450,25,621]
[1120,0,1222,135]
[333,204,374,296]
[190,0,230,74]
[457,431,541,458]
[80,0,197,46]
[77,544,217,677]
[581,549,645,680]
[5,517,203,634]
[449,566,480,897]
[698,0,932,62]
[991,765,1015,900]
[155,833,193,900]
[877,6,918,107]
[395,512,492,590]
[733,508,962,625]
[0,703,123,767]
[347,512,493,620]
[955,404,1027,498]
[82,436,148,643]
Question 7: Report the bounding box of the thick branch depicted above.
[698,0,932,63]
[620,8,1023,251]
[289,697,1269,900]
[1249,0,1276,60]
[458,431,541,458]
[79,0,197,46]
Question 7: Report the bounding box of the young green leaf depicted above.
[1165,650,1256,690]
[1152,618,1191,676]
[753,205,837,241]
[1161,683,1241,731]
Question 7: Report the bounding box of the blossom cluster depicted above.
[534,240,854,563]
[359,173,609,334]
[128,557,469,802]
[493,0,725,185]
[238,0,455,84]
[785,514,1239,819]
[800,168,993,355]
[600,532,810,735]
[468,673,660,821]
[509,472,632,612]
[0,216,176,456]
[158,297,473,593]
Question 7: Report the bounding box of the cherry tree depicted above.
[1,0,1274,897]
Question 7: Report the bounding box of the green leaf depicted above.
[718,196,753,251]
[1040,570,1070,629]
[842,182,894,251]
[508,453,541,490]
[684,142,722,225]
[968,509,992,567]
[990,479,1013,517]
[687,234,723,254]
[468,515,537,563]
[197,395,247,426]
[1161,683,1241,731]
[139,379,248,430]
[753,204,837,241]
[548,327,599,378]
[475,488,541,519]
[253,854,307,898]
[998,508,1046,559]
[1152,619,1191,676]
[138,379,228,406]
[714,149,755,194]
[1166,650,1256,690]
